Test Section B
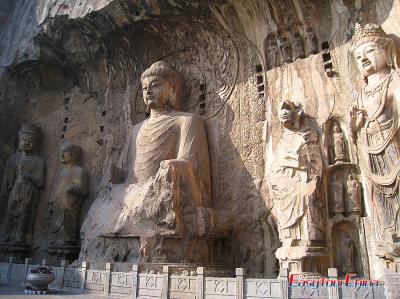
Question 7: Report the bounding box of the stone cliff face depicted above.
[0,0,399,278]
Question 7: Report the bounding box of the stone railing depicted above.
[0,258,387,298]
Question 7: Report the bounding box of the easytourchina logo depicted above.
[289,273,382,289]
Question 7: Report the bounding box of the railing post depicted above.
[104,262,113,295]
[236,268,244,299]
[279,267,289,299]
[7,257,15,283]
[131,264,139,299]
[59,260,69,289]
[328,268,339,299]
[81,261,89,293]
[23,258,32,285]
[197,267,205,299]
[162,265,170,299]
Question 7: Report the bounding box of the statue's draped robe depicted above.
[51,165,88,244]
[355,71,400,243]
[1,153,44,242]
[270,130,324,247]
[80,110,211,261]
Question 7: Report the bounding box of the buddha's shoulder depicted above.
[171,111,205,125]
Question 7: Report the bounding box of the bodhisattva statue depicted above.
[270,100,325,271]
[48,141,88,245]
[0,124,45,243]
[349,23,400,258]
[79,61,212,263]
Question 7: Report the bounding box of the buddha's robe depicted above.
[80,110,212,262]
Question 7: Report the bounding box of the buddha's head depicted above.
[18,123,41,153]
[351,23,398,80]
[278,100,303,130]
[60,141,81,165]
[141,61,184,111]
[333,122,341,133]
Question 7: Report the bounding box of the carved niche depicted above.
[332,222,363,276]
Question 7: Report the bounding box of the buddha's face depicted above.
[279,106,296,128]
[142,75,173,110]
[19,133,35,152]
[333,124,341,133]
[354,41,388,77]
[60,147,75,164]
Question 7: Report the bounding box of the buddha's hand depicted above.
[66,184,78,194]
[48,203,54,215]
[19,172,31,182]
[161,159,190,168]
[156,159,190,182]
[349,105,364,133]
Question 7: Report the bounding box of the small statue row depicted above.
[330,173,362,216]
[264,27,318,70]
[0,124,88,248]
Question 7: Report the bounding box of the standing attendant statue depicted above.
[270,100,326,273]
[350,23,400,258]
[49,141,88,245]
[1,124,45,243]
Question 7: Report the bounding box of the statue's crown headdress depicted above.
[352,23,388,48]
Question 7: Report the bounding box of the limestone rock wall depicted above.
[0,0,399,279]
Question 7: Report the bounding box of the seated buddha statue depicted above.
[79,61,213,263]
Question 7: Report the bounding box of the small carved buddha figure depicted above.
[339,231,356,274]
[305,26,318,55]
[332,122,348,163]
[280,37,293,63]
[1,124,45,243]
[49,141,88,245]
[265,37,280,70]
[346,173,361,215]
[330,173,344,215]
[350,23,400,256]
[80,61,212,263]
[292,32,305,60]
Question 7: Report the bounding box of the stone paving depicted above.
[0,284,122,299]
